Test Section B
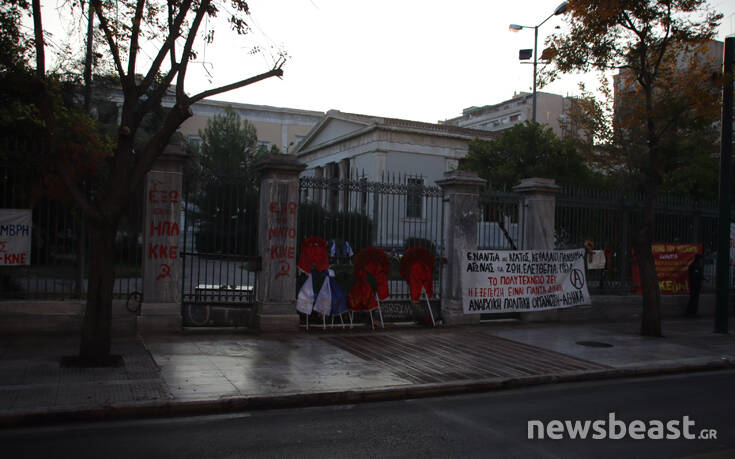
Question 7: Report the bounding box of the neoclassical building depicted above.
[177,99,324,154]
[295,110,497,187]
[293,110,497,249]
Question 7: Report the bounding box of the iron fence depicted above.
[478,190,522,249]
[298,173,444,303]
[1,144,143,300]
[477,186,724,293]
[555,186,721,293]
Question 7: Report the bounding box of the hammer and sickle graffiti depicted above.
[275,259,290,279]
[156,263,171,280]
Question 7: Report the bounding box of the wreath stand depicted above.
[420,286,436,327]
[348,292,385,330]
[304,310,350,331]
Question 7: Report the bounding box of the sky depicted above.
[40,0,735,124]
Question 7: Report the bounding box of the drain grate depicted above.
[576,341,614,348]
[323,331,610,384]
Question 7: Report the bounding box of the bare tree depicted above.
[30,0,285,364]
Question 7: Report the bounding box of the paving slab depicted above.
[0,316,733,426]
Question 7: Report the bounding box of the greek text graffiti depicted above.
[268,201,297,279]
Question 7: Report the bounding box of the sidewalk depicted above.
[1,317,734,427]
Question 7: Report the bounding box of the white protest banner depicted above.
[463,249,590,314]
[0,209,32,266]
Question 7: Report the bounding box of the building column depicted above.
[326,162,339,212]
[513,177,561,321]
[254,154,306,331]
[138,142,188,334]
[436,170,487,325]
[338,159,349,211]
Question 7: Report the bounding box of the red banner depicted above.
[632,243,701,294]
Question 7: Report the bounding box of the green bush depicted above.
[298,203,373,253]
[403,237,437,255]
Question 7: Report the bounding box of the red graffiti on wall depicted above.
[156,263,171,280]
[268,201,297,279]
[147,182,180,280]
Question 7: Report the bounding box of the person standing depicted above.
[685,254,705,317]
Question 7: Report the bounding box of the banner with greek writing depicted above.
[463,249,590,314]
[0,209,32,266]
[631,243,701,294]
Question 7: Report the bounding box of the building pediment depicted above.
[295,112,375,155]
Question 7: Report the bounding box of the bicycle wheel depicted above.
[126,291,142,314]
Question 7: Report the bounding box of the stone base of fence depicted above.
[2,295,732,333]
[521,309,561,323]
[0,301,136,335]
[255,310,300,331]
[137,302,182,334]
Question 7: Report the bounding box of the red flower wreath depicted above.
[400,247,435,301]
[348,246,391,310]
[297,237,329,273]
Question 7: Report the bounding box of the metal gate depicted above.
[180,172,259,327]
[298,173,445,322]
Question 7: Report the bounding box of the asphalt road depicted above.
[2,370,734,459]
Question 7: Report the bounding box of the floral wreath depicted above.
[297,236,329,273]
[399,247,435,282]
[354,246,391,278]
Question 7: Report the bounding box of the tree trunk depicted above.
[635,187,661,337]
[79,218,118,364]
[638,84,663,337]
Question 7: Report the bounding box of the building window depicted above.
[406,178,424,219]
[510,114,519,122]
[187,135,202,152]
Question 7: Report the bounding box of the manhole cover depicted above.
[576,341,614,348]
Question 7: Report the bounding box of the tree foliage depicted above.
[193,108,259,255]
[460,122,601,190]
[546,0,722,336]
[198,107,259,176]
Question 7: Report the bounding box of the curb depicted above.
[1,357,733,429]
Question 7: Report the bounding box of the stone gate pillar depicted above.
[254,154,306,331]
[138,141,188,333]
[437,170,487,325]
[513,177,561,321]
[513,178,560,251]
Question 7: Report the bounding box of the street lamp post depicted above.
[509,2,568,123]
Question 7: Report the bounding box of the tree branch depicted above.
[91,0,127,85]
[126,0,146,84]
[125,104,193,200]
[138,61,180,117]
[139,0,193,95]
[620,11,644,40]
[167,1,178,67]
[650,3,673,83]
[176,0,210,101]
[188,59,285,105]
[31,0,44,77]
